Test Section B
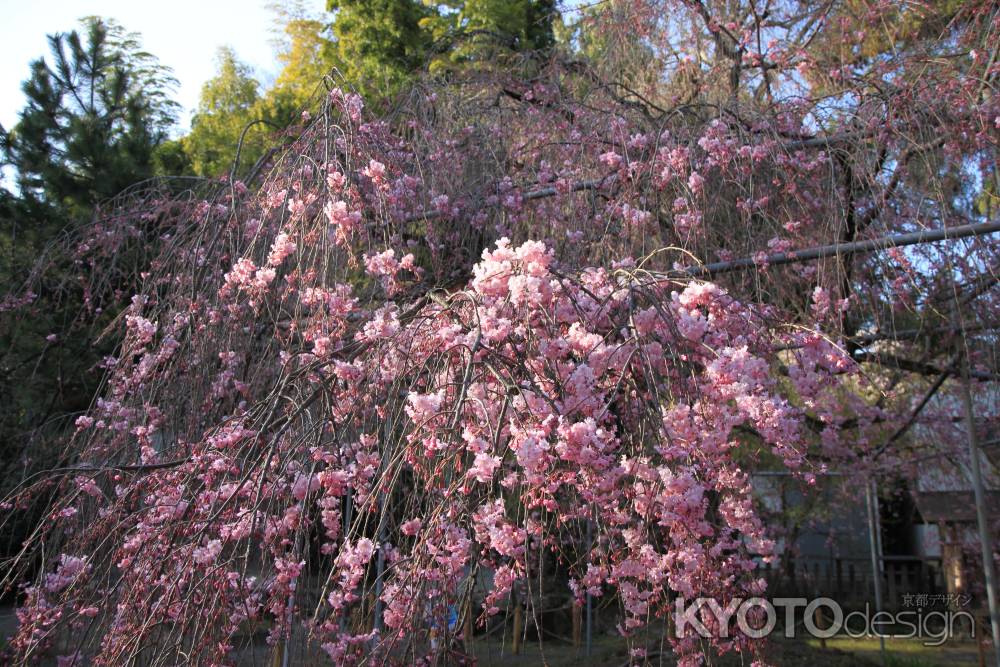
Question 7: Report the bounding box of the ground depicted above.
[0,605,987,665]
[468,635,984,666]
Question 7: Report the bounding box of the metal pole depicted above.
[866,480,887,666]
[374,528,385,634]
[959,348,1000,667]
[585,515,593,657]
[373,421,393,637]
[872,484,885,576]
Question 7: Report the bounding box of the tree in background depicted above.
[323,0,558,91]
[324,0,433,99]
[180,47,266,178]
[176,5,337,179]
[3,17,178,221]
[173,0,561,179]
[268,1,337,108]
[0,17,179,556]
[420,0,558,74]
[2,2,998,665]
[1,15,180,440]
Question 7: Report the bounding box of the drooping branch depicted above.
[676,221,1000,279]
[853,349,998,382]
[873,358,957,458]
[852,321,1000,345]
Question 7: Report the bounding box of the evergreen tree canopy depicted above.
[2,17,179,220]
[420,0,557,74]
[325,0,434,99]
[0,18,179,548]
[322,0,556,96]
[182,47,266,179]
[269,3,337,107]
[172,0,560,179]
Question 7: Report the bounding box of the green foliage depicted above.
[171,0,560,179]
[181,47,267,178]
[179,8,338,179]
[323,0,556,96]
[325,0,434,99]
[269,4,337,107]
[1,15,179,447]
[0,18,178,534]
[152,137,191,176]
[2,17,179,220]
[420,0,557,75]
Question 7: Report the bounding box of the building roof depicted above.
[911,490,1000,523]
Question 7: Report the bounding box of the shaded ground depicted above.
[468,635,982,666]
[808,637,983,666]
[0,605,985,666]
[0,605,15,652]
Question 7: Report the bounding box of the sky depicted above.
[0,0,328,133]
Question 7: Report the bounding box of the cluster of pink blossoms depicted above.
[11,9,991,657]
[19,223,879,665]
[364,248,418,296]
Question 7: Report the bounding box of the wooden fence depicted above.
[760,555,944,610]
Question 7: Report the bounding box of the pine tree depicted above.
[0,18,179,539]
[3,17,179,221]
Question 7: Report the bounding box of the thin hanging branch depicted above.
[675,221,1000,279]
